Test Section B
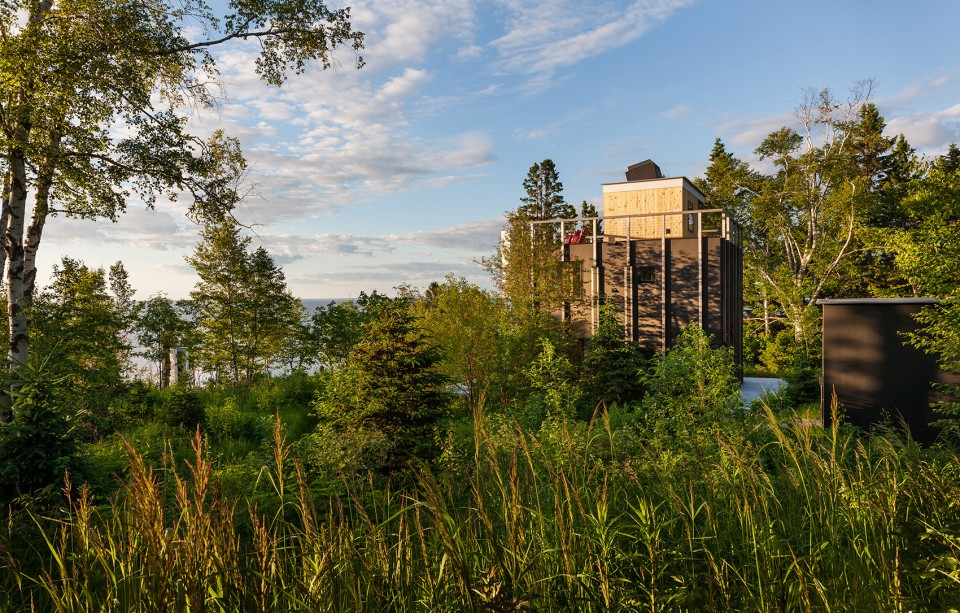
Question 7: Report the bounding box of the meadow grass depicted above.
[3,404,960,611]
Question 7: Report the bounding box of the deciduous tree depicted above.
[0,0,363,392]
[311,291,392,369]
[487,159,580,312]
[30,257,131,410]
[413,275,508,407]
[700,84,910,355]
[134,293,194,384]
[187,221,299,385]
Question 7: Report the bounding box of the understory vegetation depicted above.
[4,381,960,610]
[3,319,960,610]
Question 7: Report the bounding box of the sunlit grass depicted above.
[4,405,960,610]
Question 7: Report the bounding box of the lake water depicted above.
[300,298,352,314]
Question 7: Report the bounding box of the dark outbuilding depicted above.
[820,298,960,444]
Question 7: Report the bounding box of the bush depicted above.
[313,301,450,474]
[255,371,322,438]
[643,324,741,439]
[255,370,319,413]
[580,303,648,410]
[156,385,204,430]
[0,375,81,501]
[205,397,266,443]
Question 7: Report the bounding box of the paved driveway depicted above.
[741,377,787,405]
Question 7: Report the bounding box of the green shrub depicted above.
[0,375,81,501]
[255,371,323,438]
[205,397,266,442]
[255,370,319,413]
[644,323,741,429]
[525,338,580,420]
[156,385,204,430]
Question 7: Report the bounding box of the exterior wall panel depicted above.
[821,299,960,444]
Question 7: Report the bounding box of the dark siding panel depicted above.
[822,301,960,444]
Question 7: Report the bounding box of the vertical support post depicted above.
[592,218,598,260]
[530,223,536,304]
[560,221,565,259]
[698,210,704,329]
[661,212,667,353]
[592,217,600,334]
[624,265,631,340]
[590,266,597,335]
[559,220,566,322]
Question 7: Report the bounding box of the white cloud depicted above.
[351,0,478,67]
[490,0,698,86]
[715,111,794,149]
[888,106,960,151]
[289,258,487,290]
[255,218,502,262]
[174,3,499,225]
[512,108,591,141]
[661,104,692,120]
[379,68,431,99]
[43,204,198,251]
[880,73,956,112]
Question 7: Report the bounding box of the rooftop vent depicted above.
[625,159,663,181]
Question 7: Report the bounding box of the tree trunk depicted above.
[4,3,52,394]
[6,148,30,371]
[0,174,12,283]
[23,133,59,306]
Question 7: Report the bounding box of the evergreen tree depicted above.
[939,143,960,173]
[29,257,131,414]
[315,300,450,472]
[487,159,581,312]
[579,200,602,234]
[893,147,960,423]
[581,304,647,409]
[518,159,574,220]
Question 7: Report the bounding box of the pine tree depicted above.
[487,159,581,312]
[581,304,647,408]
[518,159,574,220]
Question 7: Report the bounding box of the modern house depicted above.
[531,160,744,369]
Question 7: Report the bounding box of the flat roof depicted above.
[602,176,706,202]
[817,298,939,305]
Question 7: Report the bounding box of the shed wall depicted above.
[821,301,960,444]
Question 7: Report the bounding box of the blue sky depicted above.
[41,0,960,300]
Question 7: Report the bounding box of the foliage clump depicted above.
[313,300,451,474]
[643,323,741,440]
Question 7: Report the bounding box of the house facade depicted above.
[532,161,744,370]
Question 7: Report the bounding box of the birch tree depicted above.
[701,83,904,353]
[0,0,363,393]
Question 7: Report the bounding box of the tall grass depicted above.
[4,406,960,611]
